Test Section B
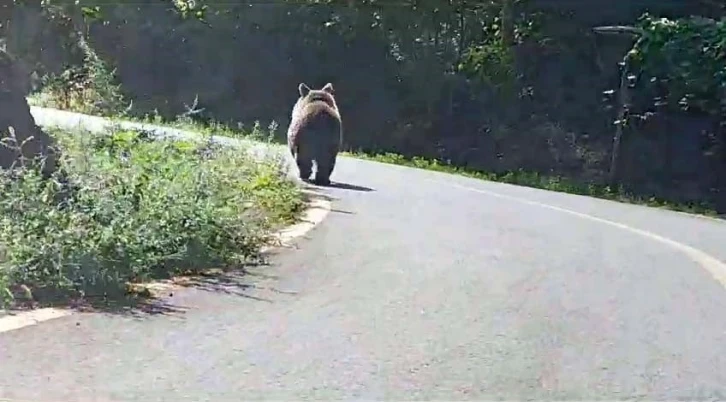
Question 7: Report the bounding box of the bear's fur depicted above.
[286,82,343,185]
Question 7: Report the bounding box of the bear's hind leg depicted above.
[313,152,337,186]
[295,146,313,181]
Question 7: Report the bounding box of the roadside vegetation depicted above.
[0,124,305,309]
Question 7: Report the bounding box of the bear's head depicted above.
[296,82,338,111]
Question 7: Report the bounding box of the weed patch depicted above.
[28,37,130,118]
[0,127,304,309]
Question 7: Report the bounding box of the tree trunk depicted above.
[0,49,58,177]
[608,63,630,186]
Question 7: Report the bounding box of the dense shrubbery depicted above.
[624,14,726,119]
[32,36,129,117]
[0,126,304,308]
[605,14,726,208]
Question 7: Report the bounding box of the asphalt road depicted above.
[2,110,726,400]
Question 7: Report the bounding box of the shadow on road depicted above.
[173,269,275,303]
[85,266,283,316]
[18,288,192,319]
[6,264,284,318]
[74,295,189,319]
[326,181,375,192]
[300,179,374,192]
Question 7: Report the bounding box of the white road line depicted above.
[438,179,726,288]
[261,194,332,254]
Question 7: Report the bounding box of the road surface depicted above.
[2,109,726,400]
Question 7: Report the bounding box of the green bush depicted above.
[0,127,304,308]
[29,36,130,117]
[626,14,726,117]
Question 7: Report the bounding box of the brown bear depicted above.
[286,82,343,186]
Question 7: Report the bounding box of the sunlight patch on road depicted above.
[0,308,73,334]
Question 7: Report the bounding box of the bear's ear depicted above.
[298,83,311,97]
[322,82,334,94]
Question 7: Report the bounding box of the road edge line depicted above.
[439,179,726,289]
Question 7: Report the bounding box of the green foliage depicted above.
[626,14,726,117]
[32,36,129,117]
[458,28,517,93]
[0,127,304,308]
[172,0,208,19]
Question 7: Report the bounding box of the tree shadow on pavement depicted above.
[172,269,276,303]
[75,265,288,316]
[7,285,189,319]
[72,294,189,319]
[6,264,285,318]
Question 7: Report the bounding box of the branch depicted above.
[592,25,643,37]
[180,94,205,118]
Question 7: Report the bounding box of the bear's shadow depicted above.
[305,179,375,192]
